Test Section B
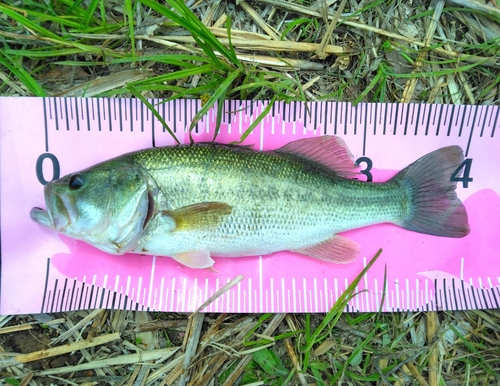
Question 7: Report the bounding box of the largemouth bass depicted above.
[30,136,470,269]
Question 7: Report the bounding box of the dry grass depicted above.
[2,309,500,385]
[0,0,499,384]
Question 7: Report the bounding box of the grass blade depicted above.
[212,92,225,141]
[301,248,383,370]
[124,0,136,59]
[127,84,179,144]
[236,96,277,144]
[0,50,47,96]
[139,0,241,68]
[188,68,243,141]
[82,0,100,27]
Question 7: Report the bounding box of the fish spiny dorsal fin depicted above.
[276,136,359,178]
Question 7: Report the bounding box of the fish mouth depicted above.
[30,183,74,232]
[30,206,53,229]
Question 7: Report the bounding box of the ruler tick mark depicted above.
[465,104,479,157]
[96,99,102,131]
[447,104,456,136]
[392,103,399,135]
[436,104,444,136]
[490,106,499,137]
[42,98,50,151]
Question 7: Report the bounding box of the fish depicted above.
[30,136,470,269]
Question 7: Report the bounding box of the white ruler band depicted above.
[0,97,498,314]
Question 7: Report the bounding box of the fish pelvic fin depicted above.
[165,202,232,231]
[293,235,360,264]
[173,250,215,269]
[394,146,470,238]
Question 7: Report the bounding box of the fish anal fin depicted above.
[165,202,232,231]
[276,136,359,178]
[293,235,360,264]
[173,250,215,269]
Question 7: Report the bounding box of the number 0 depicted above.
[36,153,60,185]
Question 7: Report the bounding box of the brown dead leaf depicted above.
[35,66,89,81]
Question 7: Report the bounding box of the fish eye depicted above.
[69,173,85,190]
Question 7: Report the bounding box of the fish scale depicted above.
[129,143,424,256]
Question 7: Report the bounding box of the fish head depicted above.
[30,160,155,254]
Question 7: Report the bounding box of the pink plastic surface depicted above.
[0,97,499,314]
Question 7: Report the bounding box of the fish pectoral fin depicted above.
[173,250,215,269]
[293,235,360,264]
[165,202,232,231]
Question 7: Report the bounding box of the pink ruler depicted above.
[0,97,499,315]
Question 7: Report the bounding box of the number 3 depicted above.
[355,156,373,182]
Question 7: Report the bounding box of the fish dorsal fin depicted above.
[293,235,360,264]
[165,202,232,231]
[276,136,358,178]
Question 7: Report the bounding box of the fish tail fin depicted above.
[393,146,470,238]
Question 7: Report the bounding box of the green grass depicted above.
[2,0,497,106]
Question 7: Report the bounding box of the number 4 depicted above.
[450,158,473,188]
